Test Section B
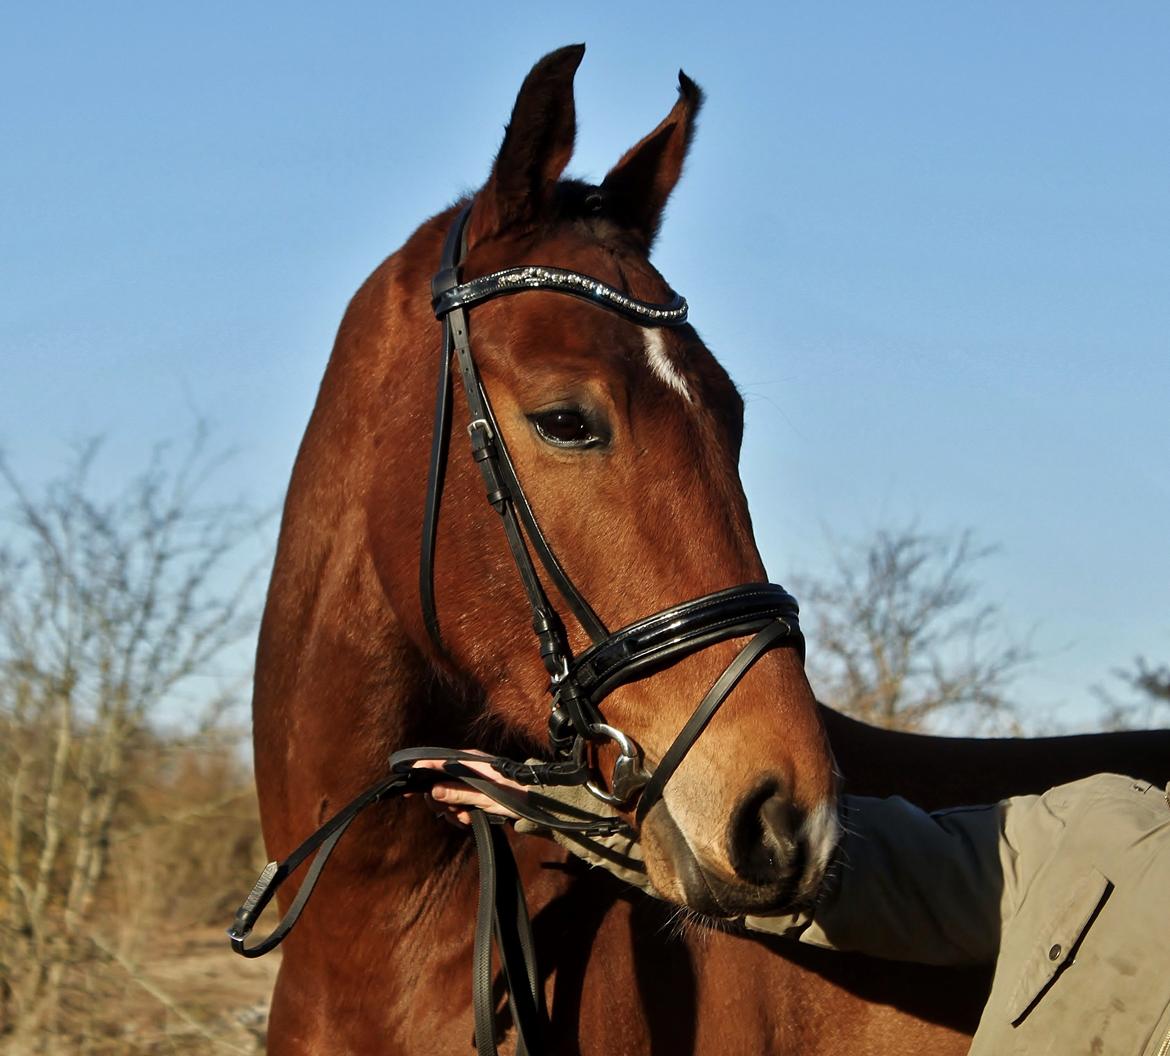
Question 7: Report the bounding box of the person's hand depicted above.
[410,750,528,827]
[411,750,651,891]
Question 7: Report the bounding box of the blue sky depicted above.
[3,3,1167,729]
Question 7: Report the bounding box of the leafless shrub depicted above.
[795,526,1032,734]
[1097,655,1170,730]
[0,432,273,1054]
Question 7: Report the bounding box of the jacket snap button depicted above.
[1048,944,1062,961]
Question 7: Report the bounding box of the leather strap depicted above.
[432,264,688,326]
[421,204,608,656]
[419,319,455,644]
[228,747,629,1055]
[475,390,609,644]
[420,208,471,644]
[228,770,408,957]
[471,812,543,1056]
[228,749,626,958]
[388,750,624,836]
[569,583,802,703]
[635,619,795,825]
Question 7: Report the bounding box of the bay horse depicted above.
[251,45,1170,1055]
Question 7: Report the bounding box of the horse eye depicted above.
[530,409,599,448]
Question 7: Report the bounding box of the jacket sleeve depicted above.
[746,794,1014,966]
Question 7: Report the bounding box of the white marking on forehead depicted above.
[642,329,692,403]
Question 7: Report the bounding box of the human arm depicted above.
[422,763,1009,966]
[771,795,1006,965]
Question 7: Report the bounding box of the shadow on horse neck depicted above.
[249,45,1170,1056]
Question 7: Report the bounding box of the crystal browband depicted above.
[432,265,689,326]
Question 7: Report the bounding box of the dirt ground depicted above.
[89,927,280,1055]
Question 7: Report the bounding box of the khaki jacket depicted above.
[543,774,1170,1056]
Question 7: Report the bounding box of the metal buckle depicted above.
[585,723,650,807]
[467,418,493,440]
[548,653,570,685]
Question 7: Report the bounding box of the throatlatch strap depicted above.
[419,206,472,646]
[420,323,454,644]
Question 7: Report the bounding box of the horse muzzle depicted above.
[640,782,840,918]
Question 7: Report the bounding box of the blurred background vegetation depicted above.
[0,435,275,1055]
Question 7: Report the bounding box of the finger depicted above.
[438,807,468,829]
[432,800,499,829]
[408,753,529,795]
[431,781,522,820]
[425,795,470,827]
[410,757,448,772]
[446,758,529,794]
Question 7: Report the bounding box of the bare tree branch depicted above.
[0,432,272,1052]
[1098,655,1170,730]
[795,526,1032,733]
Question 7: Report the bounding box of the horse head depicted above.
[322,45,838,918]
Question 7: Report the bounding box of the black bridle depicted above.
[421,203,804,820]
[228,203,806,1054]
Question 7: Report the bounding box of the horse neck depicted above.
[252,326,473,886]
[252,208,550,949]
[256,214,456,758]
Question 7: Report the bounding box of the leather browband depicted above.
[433,264,689,327]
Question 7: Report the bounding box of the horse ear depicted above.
[468,44,585,243]
[601,71,703,250]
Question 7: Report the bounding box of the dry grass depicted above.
[71,927,279,1056]
[0,743,281,1056]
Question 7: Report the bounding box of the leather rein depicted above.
[228,203,805,1055]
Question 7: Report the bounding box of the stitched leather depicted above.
[432,263,689,325]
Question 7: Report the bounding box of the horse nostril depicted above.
[728,782,801,884]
